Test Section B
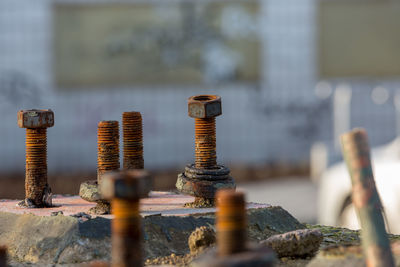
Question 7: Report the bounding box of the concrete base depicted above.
[0,191,271,217]
[0,191,304,265]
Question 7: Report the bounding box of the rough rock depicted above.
[88,201,111,215]
[262,229,323,258]
[188,226,216,254]
[79,180,101,202]
[0,205,303,265]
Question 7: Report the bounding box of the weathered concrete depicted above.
[0,192,303,265]
[307,241,400,267]
[262,229,323,258]
[0,192,270,217]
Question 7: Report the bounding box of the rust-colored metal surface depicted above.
[122,112,144,170]
[195,117,216,169]
[97,121,120,184]
[18,109,54,208]
[341,128,395,267]
[216,189,247,256]
[25,128,48,206]
[0,246,7,267]
[100,171,151,267]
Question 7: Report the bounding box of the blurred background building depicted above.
[1,0,400,223]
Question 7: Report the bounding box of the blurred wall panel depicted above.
[54,1,260,88]
[319,0,400,77]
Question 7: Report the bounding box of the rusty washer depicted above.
[192,189,276,267]
[176,95,235,206]
[17,109,54,208]
[100,170,151,267]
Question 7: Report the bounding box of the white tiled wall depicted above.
[0,0,398,173]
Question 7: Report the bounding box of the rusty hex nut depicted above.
[100,170,151,200]
[18,109,54,128]
[188,95,222,118]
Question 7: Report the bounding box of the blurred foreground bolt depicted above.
[192,189,276,267]
[0,246,7,267]
[176,95,235,207]
[100,170,151,267]
[122,112,144,170]
[216,190,246,256]
[341,128,395,267]
[79,121,120,214]
[17,109,54,208]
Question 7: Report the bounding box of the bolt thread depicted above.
[122,112,144,170]
[112,199,142,267]
[0,246,7,267]
[194,118,216,169]
[216,190,246,256]
[97,121,120,183]
[25,128,47,206]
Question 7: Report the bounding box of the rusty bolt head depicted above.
[18,109,54,128]
[100,170,152,200]
[188,95,222,118]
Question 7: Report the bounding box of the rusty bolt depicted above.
[122,112,144,170]
[176,95,235,207]
[100,170,151,267]
[192,189,276,267]
[78,120,120,215]
[341,129,395,267]
[97,121,120,184]
[0,246,7,267]
[188,95,221,169]
[17,109,54,208]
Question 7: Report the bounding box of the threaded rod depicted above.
[194,117,216,169]
[122,112,144,170]
[25,128,47,206]
[97,121,120,183]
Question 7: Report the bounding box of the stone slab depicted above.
[0,191,271,218]
[0,191,304,265]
